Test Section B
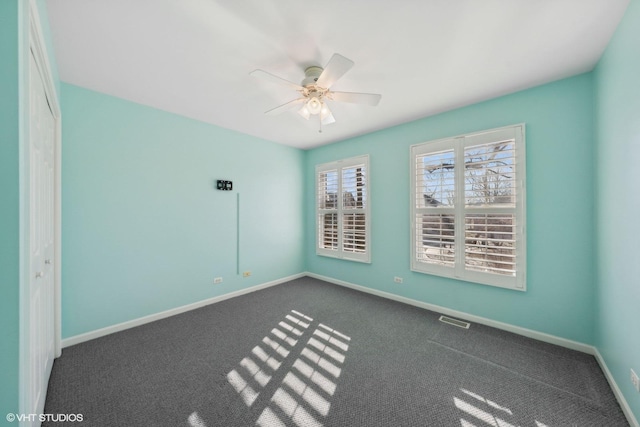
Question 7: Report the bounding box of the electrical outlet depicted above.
[213,277,223,284]
[631,369,640,392]
[394,276,403,284]
[243,271,251,278]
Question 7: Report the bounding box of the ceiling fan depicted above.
[250,53,382,132]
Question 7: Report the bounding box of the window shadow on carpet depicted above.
[189,309,351,427]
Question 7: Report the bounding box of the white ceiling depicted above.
[45,0,629,149]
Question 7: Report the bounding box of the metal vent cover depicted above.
[439,315,471,329]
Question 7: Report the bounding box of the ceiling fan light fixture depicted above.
[320,104,331,121]
[298,105,311,120]
[321,113,335,126]
[307,97,322,115]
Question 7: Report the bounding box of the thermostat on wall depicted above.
[217,180,233,191]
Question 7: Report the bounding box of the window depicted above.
[316,155,370,263]
[410,125,526,290]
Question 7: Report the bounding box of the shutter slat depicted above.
[342,164,366,210]
[415,213,455,267]
[464,213,516,276]
[416,149,455,207]
[464,139,516,206]
[318,213,338,250]
[318,169,338,210]
[342,165,367,251]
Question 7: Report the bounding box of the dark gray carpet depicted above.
[44,277,629,426]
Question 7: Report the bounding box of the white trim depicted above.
[593,348,640,427]
[58,271,638,426]
[306,272,639,426]
[27,0,62,357]
[315,155,371,263]
[61,273,305,348]
[19,2,63,423]
[409,124,526,291]
[54,100,62,359]
[306,272,591,353]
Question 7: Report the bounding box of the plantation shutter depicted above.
[463,139,517,277]
[316,156,370,262]
[411,125,526,290]
[414,145,456,271]
[317,169,338,251]
[342,165,367,254]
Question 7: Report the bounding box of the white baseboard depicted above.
[60,271,638,426]
[61,273,305,348]
[306,272,593,353]
[306,272,639,427]
[594,348,640,427]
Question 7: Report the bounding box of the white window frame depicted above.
[410,124,526,291]
[316,155,371,263]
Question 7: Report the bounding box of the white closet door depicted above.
[27,49,56,419]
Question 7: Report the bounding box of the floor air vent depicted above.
[439,315,470,329]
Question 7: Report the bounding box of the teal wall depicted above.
[0,0,22,419]
[594,0,640,421]
[3,2,637,423]
[305,73,597,344]
[61,84,305,338]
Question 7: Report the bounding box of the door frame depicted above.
[19,0,62,418]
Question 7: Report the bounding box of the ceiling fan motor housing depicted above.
[302,66,324,87]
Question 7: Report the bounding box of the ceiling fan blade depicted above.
[316,53,354,88]
[265,98,306,116]
[250,69,304,91]
[329,91,382,106]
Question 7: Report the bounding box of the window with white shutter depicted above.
[316,155,370,262]
[410,125,526,290]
